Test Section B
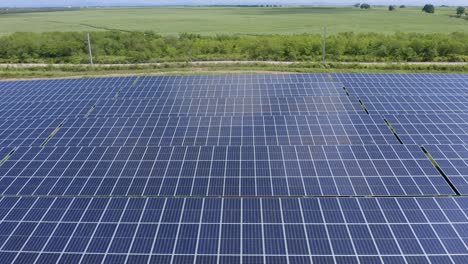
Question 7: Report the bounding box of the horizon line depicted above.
[0,4,459,8]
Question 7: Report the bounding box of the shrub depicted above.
[360,3,371,9]
[422,4,435,14]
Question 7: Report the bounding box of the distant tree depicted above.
[456,6,465,17]
[360,3,371,9]
[354,3,361,8]
[400,5,406,8]
[389,5,396,11]
[422,4,435,13]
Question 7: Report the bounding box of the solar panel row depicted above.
[0,100,93,120]
[121,83,343,98]
[355,95,468,115]
[0,115,398,147]
[385,114,468,145]
[0,97,364,120]
[333,73,468,82]
[340,83,467,96]
[0,77,135,102]
[0,119,62,147]
[0,74,334,93]
[0,197,466,264]
[90,97,362,118]
[0,144,454,196]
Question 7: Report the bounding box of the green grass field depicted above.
[0,6,466,36]
[1,62,466,80]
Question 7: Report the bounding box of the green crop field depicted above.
[0,6,466,36]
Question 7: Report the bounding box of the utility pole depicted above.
[87,33,94,65]
[322,27,327,65]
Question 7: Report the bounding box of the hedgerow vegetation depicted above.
[0,31,467,63]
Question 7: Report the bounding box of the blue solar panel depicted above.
[356,95,468,115]
[0,100,93,120]
[0,73,467,262]
[333,73,468,83]
[0,118,62,147]
[37,115,398,147]
[89,96,362,118]
[385,113,468,145]
[342,82,468,96]
[0,197,466,263]
[122,78,342,98]
[0,145,454,196]
[334,73,468,97]
[0,77,135,103]
[423,145,468,194]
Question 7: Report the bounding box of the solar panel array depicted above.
[384,114,468,145]
[335,73,468,195]
[423,145,468,195]
[0,73,466,263]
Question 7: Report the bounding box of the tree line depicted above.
[0,31,466,63]
[354,3,466,15]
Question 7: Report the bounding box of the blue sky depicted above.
[1,1,466,8]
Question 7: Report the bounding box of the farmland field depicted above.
[0,6,466,36]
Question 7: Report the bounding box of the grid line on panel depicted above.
[0,194,464,199]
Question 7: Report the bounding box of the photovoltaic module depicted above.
[0,73,466,263]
